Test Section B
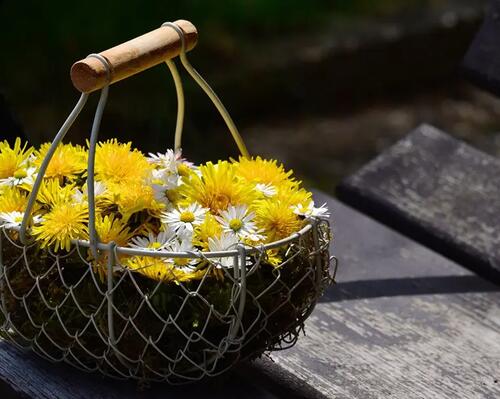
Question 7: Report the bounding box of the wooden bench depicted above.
[337,124,500,283]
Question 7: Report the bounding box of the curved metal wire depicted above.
[8,221,314,259]
[161,21,250,158]
[165,59,185,152]
[86,54,112,260]
[0,219,332,383]
[19,93,89,244]
[21,22,250,248]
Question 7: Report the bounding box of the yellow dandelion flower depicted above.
[265,249,283,267]
[32,202,88,252]
[0,187,29,213]
[95,214,133,247]
[90,214,133,281]
[254,199,304,242]
[193,214,223,250]
[180,161,255,213]
[34,142,87,181]
[125,256,205,283]
[105,182,160,221]
[94,139,151,185]
[234,156,293,185]
[274,183,312,208]
[0,138,33,180]
[36,179,76,208]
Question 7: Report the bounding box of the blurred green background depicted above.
[1,0,498,191]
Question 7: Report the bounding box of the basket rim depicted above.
[4,220,318,259]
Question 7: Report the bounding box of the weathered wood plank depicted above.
[337,124,500,282]
[463,0,500,96]
[270,293,500,399]
[0,339,279,399]
[251,193,500,399]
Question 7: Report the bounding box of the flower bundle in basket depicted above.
[0,20,335,383]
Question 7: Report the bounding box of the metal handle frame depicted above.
[19,21,250,254]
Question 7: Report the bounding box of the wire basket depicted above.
[0,20,336,383]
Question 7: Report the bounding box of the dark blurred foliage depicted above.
[0,0,447,162]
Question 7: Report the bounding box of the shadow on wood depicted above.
[320,275,500,303]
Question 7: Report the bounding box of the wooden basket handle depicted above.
[70,19,198,93]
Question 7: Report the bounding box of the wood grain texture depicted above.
[258,194,500,399]
[0,340,278,399]
[70,19,197,93]
[463,0,500,96]
[337,124,500,283]
[271,294,500,399]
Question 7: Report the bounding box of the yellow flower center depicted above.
[180,211,195,223]
[149,242,163,250]
[229,218,243,231]
[213,194,231,211]
[174,257,190,267]
[13,169,27,179]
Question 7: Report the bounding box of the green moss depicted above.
[0,223,331,382]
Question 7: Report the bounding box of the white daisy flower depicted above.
[73,181,107,203]
[215,205,263,241]
[0,211,24,229]
[292,201,330,219]
[243,230,267,242]
[129,228,176,251]
[0,167,37,187]
[0,211,42,229]
[151,168,180,189]
[171,225,194,242]
[165,237,195,253]
[150,169,181,206]
[161,203,207,235]
[147,149,178,173]
[255,183,277,197]
[164,239,199,271]
[149,167,182,207]
[148,149,197,177]
[207,233,239,268]
[152,184,171,206]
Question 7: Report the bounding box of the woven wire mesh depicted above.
[0,219,333,383]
